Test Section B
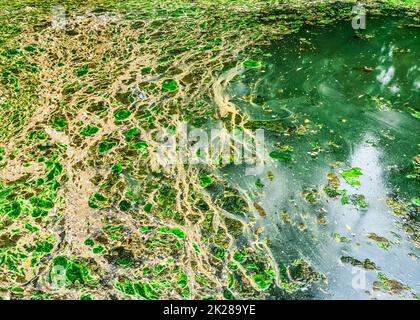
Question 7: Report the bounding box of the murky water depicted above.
[225,16,419,299]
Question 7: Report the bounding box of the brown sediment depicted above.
[213,65,244,121]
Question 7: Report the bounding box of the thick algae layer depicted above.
[0,0,418,300]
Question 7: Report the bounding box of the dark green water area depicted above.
[226,16,419,299]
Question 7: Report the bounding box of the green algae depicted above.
[373,273,410,295]
[0,0,418,302]
[243,59,263,69]
[124,128,140,140]
[341,168,363,187]
[199,175,213,188]
[50,256,97,287]
[92,245,105,254]
[75,66,89,77]
[162,79,178,92]
[84,239,94,246]
[340,256,378,270]
[367,233,392,250]
[157,227,186,239]
[114,109,131,121]
[98,140,118,153]
[269,150,292,162]
[80,125,100,136]
[349,194,369,209]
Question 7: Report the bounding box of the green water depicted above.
[226,16,419,299]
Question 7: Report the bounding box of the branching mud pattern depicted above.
[0,0,419,300]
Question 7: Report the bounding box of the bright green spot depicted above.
[233,251,246,263]
[139,226,150,233]
[124,128,140,140]
[51,256,94,286]
[132,141,148,150]
[199,175,213,188]
[35,241,53,253]
[10,287,24,294]
[341,167,363,186]
[25,223,39,233]
[92,245,105,254]
[80,125,99,136]
[114,109,131,121]
[162,79,178,92]
[252,274,272,290]
[223,289,235,300]
[341,189,350,205]
[112,164,123,173]
[243,59,263,69]
[84,239,94,246]
[157,227,186,239]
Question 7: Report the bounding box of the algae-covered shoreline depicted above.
[0,0,418,300]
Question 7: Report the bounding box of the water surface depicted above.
[226,16,419,299]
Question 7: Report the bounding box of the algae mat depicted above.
[0,1,418,300]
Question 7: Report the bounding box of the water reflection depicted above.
[223,16,419,299]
